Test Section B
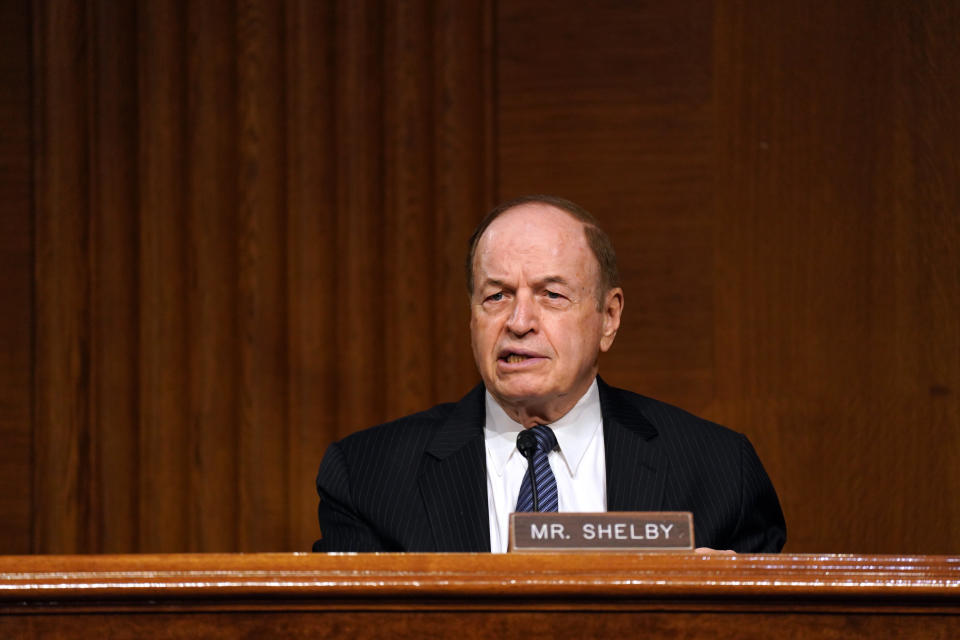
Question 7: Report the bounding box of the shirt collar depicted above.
[483,378,603,478]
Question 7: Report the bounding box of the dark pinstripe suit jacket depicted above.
[313,377,786,553]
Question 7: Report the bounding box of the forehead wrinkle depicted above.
[479,276,508,290]
[478,251,597,292]
[473,204,602,294]
[478,271,572,289]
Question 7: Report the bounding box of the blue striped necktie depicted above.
[515,424,559,512]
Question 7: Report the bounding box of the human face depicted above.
[469,203,623,424]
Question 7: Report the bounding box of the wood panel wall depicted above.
[17,0,491,553]
[711,0,960,553]
[0,0,34,554]
[0,0,957,554]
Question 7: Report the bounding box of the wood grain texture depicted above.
[4,0,957,555]
[33,0,94,554]
[236,0,290,552]
[0,553,958,640]
[136,0,190,553]
[0,0,34,554]
[0,553,960,639]
[284,0,339,556]
[334,0,387,439]
[3,611,959,640]
[2,552,958,605]
[383,0,434,418]
[184,0,241,553]
[712,0,960,553]
[183,0,241,552]
[19,0,492,553]
[89,0,139,552]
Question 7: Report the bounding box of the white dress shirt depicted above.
[484,379,607,553]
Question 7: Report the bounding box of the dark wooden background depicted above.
[1,0,957,554]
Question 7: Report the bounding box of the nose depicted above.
[505,290,538,337]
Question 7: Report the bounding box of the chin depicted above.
[491,381,551,404]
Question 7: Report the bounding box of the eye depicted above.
[486,292,505,302]
[545,290,563,300]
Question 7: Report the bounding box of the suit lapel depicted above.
[416,379,669,549]
[598,378,669,511]
[418,385,490,552]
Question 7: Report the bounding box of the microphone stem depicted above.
[528,457,540,512]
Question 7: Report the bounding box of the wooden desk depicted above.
[1,553,958,638]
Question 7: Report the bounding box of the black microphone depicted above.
[517,429,540,512]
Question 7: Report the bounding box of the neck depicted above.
[492,378,595,428]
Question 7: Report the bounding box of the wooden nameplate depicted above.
[509,512,693,552]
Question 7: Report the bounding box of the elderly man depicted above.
[313,195,786,553]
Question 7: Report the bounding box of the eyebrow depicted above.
[481,278,507,289]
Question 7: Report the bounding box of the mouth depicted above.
[498,350,545,365]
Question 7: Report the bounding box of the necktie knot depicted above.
[530,424,558,454]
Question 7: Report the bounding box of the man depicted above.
[313,195,786,553]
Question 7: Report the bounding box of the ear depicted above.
[599,287,623,352]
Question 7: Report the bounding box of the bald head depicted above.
[466,195,620,307]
